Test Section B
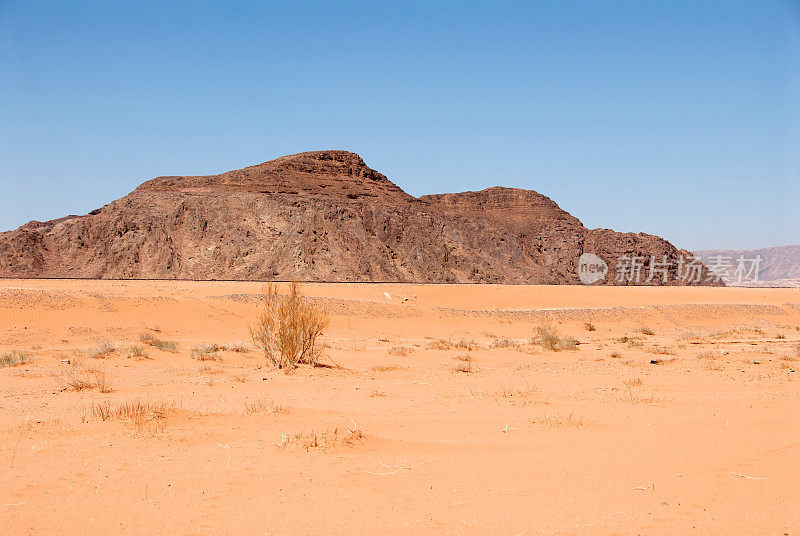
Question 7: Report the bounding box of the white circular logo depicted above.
[578,253,608,285]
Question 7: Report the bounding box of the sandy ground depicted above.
[1,279,799,535]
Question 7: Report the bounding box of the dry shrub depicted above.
[279,425,363,452]
[584,323,596,332]
[191,344,221,361]
[454,339,480,350]
[244,398,288,415]
[90,400,176,436]
[489,338,518,349]
[427,339,452,351]
[1,350,32,368]
[530,413,584,428]
[87,341,115,359]
[648,345,674,355]
[223,342,251,353]
[371,364,400,372]
[486,386,543,407]
[139,332,178,352]
[388,346,414,356]
[616,335,643,348]
[639,326,655,336]
[250,282,329,370]
[126,345,150,359]
[451,360,473,373]
[61,371,113,393]
[536,325,577,351]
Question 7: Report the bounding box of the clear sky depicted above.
[1,1,798,251]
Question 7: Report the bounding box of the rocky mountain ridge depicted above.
[0,150,716,285]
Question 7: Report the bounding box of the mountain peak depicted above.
[136,150,412,201]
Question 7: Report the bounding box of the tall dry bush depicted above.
[250,282,329,369]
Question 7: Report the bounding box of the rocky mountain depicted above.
[695,245,800,287]
[0,150,716,284]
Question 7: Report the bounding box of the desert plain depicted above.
[1,279,799,535]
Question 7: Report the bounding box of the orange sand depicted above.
[1,279,799,535]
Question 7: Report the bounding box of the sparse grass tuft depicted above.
[139,332,178,352]
[427,339,452,351]
[1,350,32,368]
[536,325,577,351]
[388,346,414,356]
[90,399,176,436]
[624,377,643,387]
[126,345,150,359]
[489,338,518,349]
[530,413,584,428]
[61,371,113,393]
[454,338,480,350]
[485,386,544,407]
[87,341,115,359]
[451,354,474,373]
[191,344,221,361]
[279,425,363,452]
[639,326,655,336]
[616,336,643,348]
[223,342,251,353]
[648,345,674,355]
[370,364,400,372]
[244,398,288,415]
[610,352,622,358]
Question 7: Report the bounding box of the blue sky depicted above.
[1,1,798,250]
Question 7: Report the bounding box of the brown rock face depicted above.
[0,150,717,284]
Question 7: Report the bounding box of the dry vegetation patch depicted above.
[279,425,363,452]
[529,413,585,428]
[60,371,113,393]
[244,398,288,415]
[250,282,329,370]
[536,325,577,351]
[482,386,544,407]
[191,344,221,361]
[139,332,178,352]
[86,341,115,359]
[489,338,518,349]
[1,350,32,368]
[223,341,252,353]
[126,345,150,359]
[451,354,474,373]
[371,364,401,372]
[427,339,452,351]
[89,399,177,436]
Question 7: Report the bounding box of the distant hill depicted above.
[0,150,717,284]
[694,245,800,287]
